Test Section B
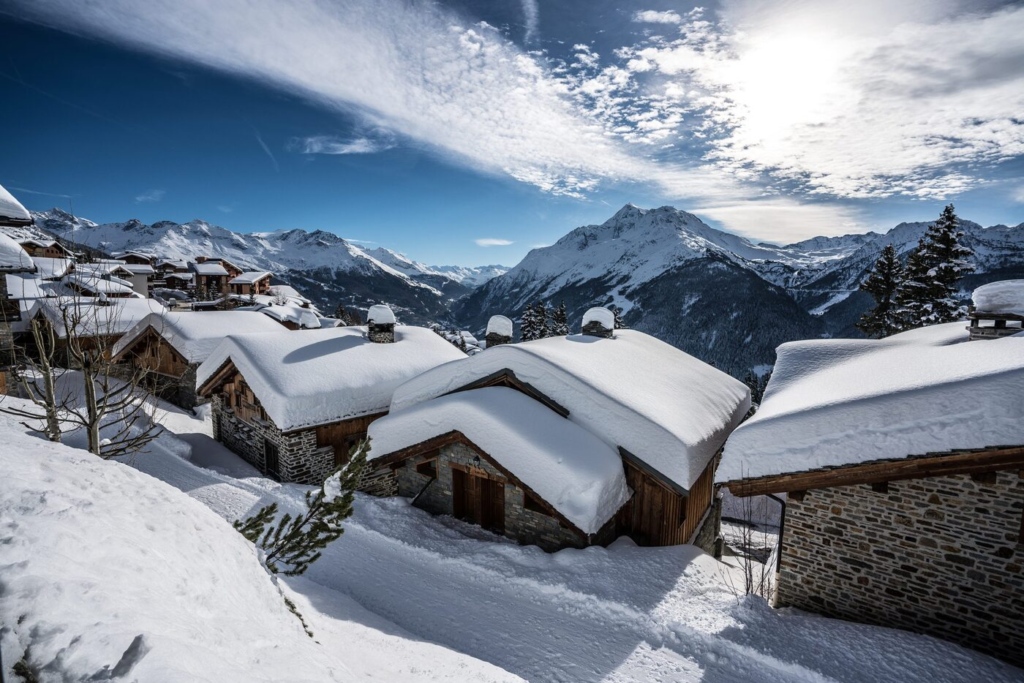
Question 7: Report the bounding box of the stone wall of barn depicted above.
[386,442,590,551]
[776,470,1024,666]
[211,394,335,484]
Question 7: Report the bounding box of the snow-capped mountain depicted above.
[30,209,506,323]
[455,204,1024,377]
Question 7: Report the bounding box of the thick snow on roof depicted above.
[718,323,1024,483]
[0,231,33,271]
[32,256,73,279]
[197,326,465,431]
[267,284,308,302]
[0,182,31,223]
[973,279,1024,316]
[64,272,139,297]
[393,330,750,490]
[230,271,272,284]
[113,311,286,363]
[121,263,156,275]
[582,307,614,330]
[486,315,513,337]
[258,301,321,329]
[6,273,51,300]
[368,387,630,534]
[191,261,229,276]
[37,297,166,338]
[367,304,396,325]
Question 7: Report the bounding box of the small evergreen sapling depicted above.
[234,440,368,575]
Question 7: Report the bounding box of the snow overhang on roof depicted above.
[196,326,466,432]
[391,330,750,491]
[191,262,230,276]
[0,232,35,272]
[368,386,631,535]
[717,322,1024,486]
[0,183,32,226]
[229,271,272,285]
[113,310,287,364]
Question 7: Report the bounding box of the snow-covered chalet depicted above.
[717,313,1024,667]
[195,305,465,483]
[363,309,750,553]
[0,186,37,393]
[112,310,285,409]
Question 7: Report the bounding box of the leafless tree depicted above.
[0,314,71,442]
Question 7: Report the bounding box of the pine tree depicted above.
[234,440,368,576]
[520,301,545,341]
[537,301,552,338]
[856,244,905,338]
[895,204,975,330]
[551,301,569,336]
[610,305,626,329]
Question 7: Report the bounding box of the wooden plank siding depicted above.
[616,457,715,546]
[315,412,385,466]
[221,371,268,424]
[127,330,190,378]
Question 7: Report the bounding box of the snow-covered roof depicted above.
[113,310,288,364]
[972,280,1024,316]
[197,326,466,431]
[717,323,1024,484]
[0,232,34,271]
[32,257,73,280]
[486,315,513,337]
[165,272,193,281]
[266,284,308,303]
[258,302,321,329]
[367,304,396,325]
[392,330,751,490]
[36,297,166,339]
[191,261,229,276]
[6,273,52,300]
[0,183,32,224]
[121,263,156,275]
[229,271,272,285]
[582,307,614,331]
[368,387,631,534]
[63,273,139,297]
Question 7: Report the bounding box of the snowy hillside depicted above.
[0,400,515,682]
[456,204,1024,377]
[28,209,506,323]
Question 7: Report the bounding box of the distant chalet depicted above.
[195,322,465,484]
[718,319,1024,667]
[364,311,750,553]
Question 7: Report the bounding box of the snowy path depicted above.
[136,408,1023,683]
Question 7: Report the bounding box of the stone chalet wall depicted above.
[691,494,722,556]
[211,394,335,484]
[374,442,595,551]
[777,470,1024,666]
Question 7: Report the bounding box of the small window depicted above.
[416,459,437,478]
[524,492,547,515]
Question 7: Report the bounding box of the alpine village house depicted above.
[0,184,37,394]
[717,307,1024,668]
[363,308,751,554]
[195,305,465,484]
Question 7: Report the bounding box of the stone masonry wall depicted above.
[777,470,1024,666]
[212,394,335,485]
[391,442,588,551]
[692,495,722,557]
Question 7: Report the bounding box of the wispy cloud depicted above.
[521,0,539,44]
[135,189,165,203]
[293,133,396,155]
[217,204,234,213]
[696,200,867,245]
[252,127,279,172]
[475,238,514,247]
[633,10,683,24]
[9,186,73,199]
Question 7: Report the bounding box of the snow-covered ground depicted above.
[3,393,1022,682]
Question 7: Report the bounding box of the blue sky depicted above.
[1,0,1022,266]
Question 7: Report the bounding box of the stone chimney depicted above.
[484,315,513,348]
[366,304,396,343]
[968,280,1024,341]
[581,307,614,338]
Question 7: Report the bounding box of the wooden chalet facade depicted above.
[228,272,273,296]
[723,447,1024,668]
[18,239,73,260]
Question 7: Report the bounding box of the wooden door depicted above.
[452,469,505,534]
[263,438,280,480]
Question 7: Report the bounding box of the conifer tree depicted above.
[520,301,548,341]
[234,440,368,576]
[551,301,569,336]
[895,204,975,329]
[537,301,552,338]
[856,244,904,338]
[610,305,626,329]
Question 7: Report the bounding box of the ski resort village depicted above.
[2,171,1024,683]
[4,1,1024,680]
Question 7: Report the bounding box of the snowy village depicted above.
[3,2,1024,682]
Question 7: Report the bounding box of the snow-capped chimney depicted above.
[581,307,614,338]
[367,304,396,343]
[968,280,1024,341]
[485,315,513,348]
